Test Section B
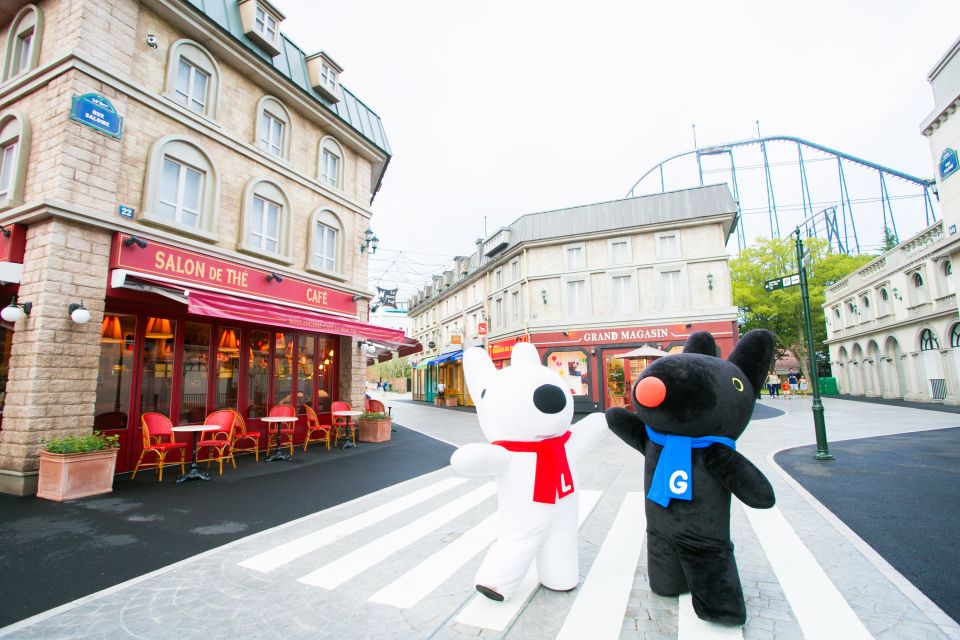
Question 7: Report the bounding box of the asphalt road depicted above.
[775,426,960,624]
[0,424,455,627]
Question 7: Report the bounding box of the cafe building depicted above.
[0,0,413,495]
[408,185,741,411]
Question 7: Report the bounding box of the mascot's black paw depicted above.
[476,584,504,601]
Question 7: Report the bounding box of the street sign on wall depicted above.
[940,148,958,180]
[478,322,487,335]
[70,93,123,139]
[763,273,800,292]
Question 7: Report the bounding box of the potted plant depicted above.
[36,431,120,502]
[357,411,392,443]
[444,392,458,407]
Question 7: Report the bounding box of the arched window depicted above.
[860,295,871,320]
[165,40,220,118]
[255,96,291,159]
[0,111,30,209]
[239,179,292,262]
[3,5,42,82]
[308,209,344,276]
[952,324,960,348]
[142,137,219,241]
[913,272,924,288]
[880,288,889,301]
[318,136,343,190]
[946,262,953,277]
[920,328,939,351]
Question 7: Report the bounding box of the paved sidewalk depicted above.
[1,396,958,639]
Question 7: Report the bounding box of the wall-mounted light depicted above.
[358,340,377,356]
[146,34,158,48]
[123,235,148,249]
[351,294,364,301]
[1,297,31,322]
[266,272,283,283]
[68,302,91,324]
[360,227,379,254]
[541,289,547,304]
[707,273,714,290]
[892,288,902,301]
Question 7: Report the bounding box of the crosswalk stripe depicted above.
[555,492,646,640]
[297,482,497,589]
[238,476,468,573]
[743,505,874,640]
[678,593,744,639]
[369,512,499,609]
[454,490,602,631]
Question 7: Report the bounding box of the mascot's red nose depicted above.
[635,376,667,407]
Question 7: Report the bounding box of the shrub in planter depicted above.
[37,432,120,502]
[357,411,392,443]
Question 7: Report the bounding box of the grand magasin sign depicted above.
[110,233,357,315]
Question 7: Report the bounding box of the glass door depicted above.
[94,314,137,471]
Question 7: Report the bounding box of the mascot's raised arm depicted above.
[605,329,776,626]
[450,342,607,602]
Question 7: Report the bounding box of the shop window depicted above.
[256,96,290,159]
[317,337,336,412]
[179,323,211,424]
[143,136,219,241]
[94,314,137,431]
[319,136,343,189]
[296,335,316,414]
[215,326,241,410]
[273,331,293,406]
[545,349,589,396]
[0,111,29,209]
[308,209,342,276]
[165,40,220,119]
[566,279,586,314]
[140,317,177,417]
[247,330,271,419]
[656,232,680,260]
[0,325,13,429]
[3,5,42,82]
[240,179,292,262]
[920,328,939,351]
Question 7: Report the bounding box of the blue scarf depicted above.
[645,425,736,508]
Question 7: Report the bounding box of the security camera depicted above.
[146,34,158,49]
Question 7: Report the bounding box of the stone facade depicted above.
[0,0,390,494]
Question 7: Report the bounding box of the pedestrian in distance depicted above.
[788,370,798,396]
[798,374,808,396]
[765,372,780,398]
[436,381,446,401]
[781,381,791,399]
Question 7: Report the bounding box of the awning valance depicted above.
[425,350,463,366]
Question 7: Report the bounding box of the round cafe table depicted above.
[170,424,211,484]
[332,410,362,449]
[262,416,298,462]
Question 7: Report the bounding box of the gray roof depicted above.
[185,0,391,157]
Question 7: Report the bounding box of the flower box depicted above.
[444,397,458,407]
[358,413,392,443]
[36,448,119,501]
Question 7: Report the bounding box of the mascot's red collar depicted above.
[492,431,574,504]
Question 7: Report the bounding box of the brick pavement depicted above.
[1,395,958,639]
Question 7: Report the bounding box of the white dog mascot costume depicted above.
[451,343,607,601]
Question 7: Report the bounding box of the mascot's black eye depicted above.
[533,384,566,414]
[732,377,744,392]
[481,389,486,399]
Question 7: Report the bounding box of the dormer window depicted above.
[237,0,284,57]
[306,51,343,103]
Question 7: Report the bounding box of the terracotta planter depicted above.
[358,418,392,443]
[445,397,458,407]
[36,448,118,502]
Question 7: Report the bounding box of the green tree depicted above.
[368,355,412,382]
[731,236,874,380]
[881,226,899,252]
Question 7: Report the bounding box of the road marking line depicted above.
[454,490,602,631]
[238,476,468,573]
[678,593,744,639]
[743,505,873,640]
[298,482,497,589]
[369,513,499,608]
[556,492,646,640]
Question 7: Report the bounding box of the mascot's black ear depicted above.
[683,331,718,356]
[728,329,775,391]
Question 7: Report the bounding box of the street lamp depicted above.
[360,227,379,254]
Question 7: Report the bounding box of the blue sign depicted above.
[118,205,134,219]
[69,93,123,139]
[940,148,958,180]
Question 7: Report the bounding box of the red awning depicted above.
[187,289,407,344]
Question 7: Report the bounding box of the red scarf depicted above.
[492,431,574,504]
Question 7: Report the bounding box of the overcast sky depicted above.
[281,1,960,298]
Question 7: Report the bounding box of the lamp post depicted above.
[795,228,833,460]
